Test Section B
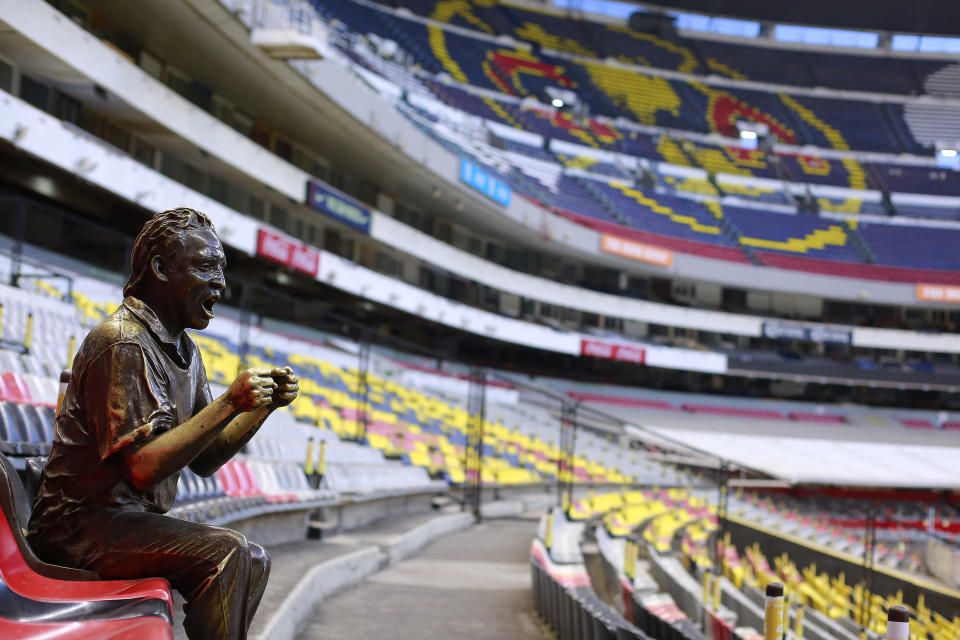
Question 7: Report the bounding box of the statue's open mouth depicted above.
[202,295,219,319]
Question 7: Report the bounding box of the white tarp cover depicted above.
[643,426,960,489]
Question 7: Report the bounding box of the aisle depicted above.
[299,516,549,640]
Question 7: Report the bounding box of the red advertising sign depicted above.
[580,339,645,364]
[256,228,319,277]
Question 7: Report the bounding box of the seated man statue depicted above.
[28,207,299,640]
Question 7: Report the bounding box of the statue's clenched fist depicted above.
[267,366,299,409]
[228,368,279,412]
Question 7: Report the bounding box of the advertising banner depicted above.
[459,158,512,207]
[600,233,673,267]
[256,228,320,277]
[306,180,371,233]
[762,321,851,345]
[580,339,646,364]
[917,284,960,303]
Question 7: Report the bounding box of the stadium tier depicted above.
[533,488,960,639]
[320,0,947,155]
[358,0,957,99]
[313,4,960,282]
[0,275,668,491]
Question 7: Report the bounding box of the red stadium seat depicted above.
[565,392,677,410]
[757,253,960,285]
[0,373,31,404]
[237,461,295,503]
[0,615,173,640]
[549,207,752,264]
[215,461,250,496]
[788,412,846,423]
[0,454,172,633]
[681,404,787,420]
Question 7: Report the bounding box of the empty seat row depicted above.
[321,462,445,496]
[0,401,54,455]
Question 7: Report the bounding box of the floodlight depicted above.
[735,120,770,151]
[936,144,960,170]
[545,86,577,112]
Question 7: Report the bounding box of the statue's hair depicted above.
[124,208,215,297]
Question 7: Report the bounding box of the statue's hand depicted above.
[228,368,278,412]
[268,366,299,409]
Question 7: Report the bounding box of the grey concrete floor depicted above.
[172,512,442,640]
[299,516,549,640]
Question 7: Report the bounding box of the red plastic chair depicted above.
[241,462,295,503]
[0,373,30,404]
[215,462,244,496]
[0,615,173,639]
[0,454,173,633]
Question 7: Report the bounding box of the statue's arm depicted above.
[188,367,299,477]
[120,368,278,490]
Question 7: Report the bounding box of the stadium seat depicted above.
[0,373,30,404]
[0,453,173,635]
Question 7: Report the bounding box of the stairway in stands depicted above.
[576,177,629,225]
[656,133,694,167]
[844,219,878,264]
[712,205,763,266]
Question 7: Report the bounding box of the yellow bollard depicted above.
[886,605,909,640]
[545,511,554,551]
[304,438,316,475]
[624,540,636,581]
[712,571,723,612]
[702,570,713,607]
[794,604,805,639]
[66,335,77,369]
[24,312,34,351]
[765,582,785,640]
[317,440,326,476]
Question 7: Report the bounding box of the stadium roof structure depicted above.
[628,424,960,490]
[643,0,960,36]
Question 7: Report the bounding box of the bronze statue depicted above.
[27,208,299,640]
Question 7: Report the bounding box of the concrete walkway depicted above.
[299,516,549,640]
[172,511,450,640]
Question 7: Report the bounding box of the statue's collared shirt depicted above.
[28,296,213,550]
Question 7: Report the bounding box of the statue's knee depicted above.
[209,528,249,563]
[249,542,270,575]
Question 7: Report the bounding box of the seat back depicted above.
[215,463,241,496]
[0,403,27,442]
[0,373,30,404]
[0,454,33,536]
[17,405,44,444]
[236,462,258,495]
[0,453,94,581]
